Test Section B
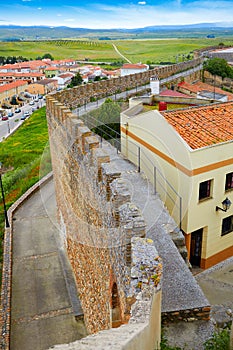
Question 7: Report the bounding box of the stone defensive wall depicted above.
[53,58,203,109]
[46,96,162,348]
[204,70,233,91]
[193,45,232,59]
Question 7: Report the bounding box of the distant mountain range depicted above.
[0,22,233,40]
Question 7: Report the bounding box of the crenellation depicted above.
[46,91,164,339]
[101,163,121,201]
[50,58,202,109]
[92,148,110,182]
[84,135,99,156]
[35,56,211,350]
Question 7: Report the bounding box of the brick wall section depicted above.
[162,306,211,324]
[52,58,203,109]
[46,95,163,335]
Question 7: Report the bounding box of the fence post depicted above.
[153,166,156,194]
[138,147,140,172]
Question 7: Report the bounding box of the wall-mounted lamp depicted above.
[216,197,232,212]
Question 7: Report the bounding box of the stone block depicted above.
[77,126,92,153]
[92,148,110,182]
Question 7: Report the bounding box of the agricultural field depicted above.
[0,40,120,62]
[115,38,233,64]
[0,37,233,64]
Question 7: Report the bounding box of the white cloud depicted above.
[64,18,75,22]
[2,0,233,29]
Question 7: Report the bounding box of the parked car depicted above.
[21,115,27,120]
[15,108,21,113]
[8,112,14,117]
[34,98,39,102]
[24,92,33,98]
[29,101,35,105]
[2,116,9,121]
[38,95,43,99]
[24,111,30,116]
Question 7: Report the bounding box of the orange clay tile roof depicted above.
[0,80,28,93]
[161,101,233,150]
[0,72,44,77]
[122,64,148,69]
[44,67,58,71]
[160,89,193,98]
[178,81,233,100]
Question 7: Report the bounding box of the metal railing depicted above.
[121,136,183,230]
[79,108,183,230]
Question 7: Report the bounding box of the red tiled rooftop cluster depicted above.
[178,81,233,100]
[162,101,233,149]
[0,72,44,77]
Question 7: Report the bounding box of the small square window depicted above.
[221,215,233,236]
[199,180,212,201]
[225,172,233,191]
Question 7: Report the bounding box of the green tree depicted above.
[10,96,18,105]
[42,53,54,60]
[67,73,83,88]
[84,99,121,142]
[203,57,233,79]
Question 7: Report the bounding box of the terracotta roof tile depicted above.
[122,64,148,69]
[178,81,233,100]
[0,72,44,77]
[160,89,193,98]
[0,80,27,93]
[162,101,233,149]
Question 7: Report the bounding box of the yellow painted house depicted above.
[121,101,233,269]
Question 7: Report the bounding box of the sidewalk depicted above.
[10,179,87,350]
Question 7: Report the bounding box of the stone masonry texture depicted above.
[46,94,163,337]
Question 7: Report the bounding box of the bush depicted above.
[204,328,230,350]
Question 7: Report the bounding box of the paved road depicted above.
[0,98,45,141]
[10,179,86,350]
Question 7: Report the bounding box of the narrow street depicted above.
[10,179,86,350]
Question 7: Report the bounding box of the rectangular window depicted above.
[199,180,212,200]
[225,172,233,191]
[221,215,233,236]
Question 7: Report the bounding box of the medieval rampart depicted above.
[1,57,209,349]
[53,58,203,109]
[46,95,162,348]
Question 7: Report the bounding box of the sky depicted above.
[0,0,233,29]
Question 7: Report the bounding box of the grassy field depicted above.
[0,107,51,283]
[115,38,233,63]
[0,40,120,62]
[1,37,233,64]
